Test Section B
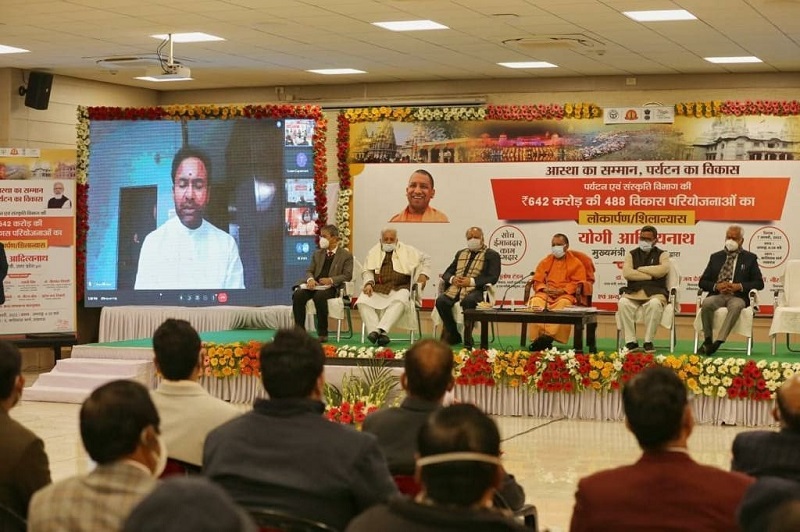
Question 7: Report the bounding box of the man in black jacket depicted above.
[697,225,764,355]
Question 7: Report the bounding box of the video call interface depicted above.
[84,117,318,307]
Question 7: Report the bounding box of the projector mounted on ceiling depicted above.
[135,64,192,82]
[134,34,193,82]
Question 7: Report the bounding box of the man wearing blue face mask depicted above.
[697,225,764,356]
[617,225,670,353]
[435,227,501,347]
[526,233,587,351]
[358,228,431,346]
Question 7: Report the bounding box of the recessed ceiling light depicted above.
[151,32,225,43]
[0,44,29,54]
[372,20,449,31]
[498,61,558,69]
[704,56,762,64]
[623,10,696,22]
[307,68,366,75]
[134,76,194,82]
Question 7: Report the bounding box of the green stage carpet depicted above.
[94,329,800,363]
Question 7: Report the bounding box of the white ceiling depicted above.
[1,0,799,91]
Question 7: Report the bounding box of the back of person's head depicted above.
[417,403,501,507]
[0,341,22,400]
[80,380,160,464]
[768,499,800,532]
[260,328,324,399]
[152,318,202,381]
[622,366,687,450]
[403,339,454,402]
[171,146,212,182]
[123,477,257,532]
[776,375,800,431]
[738,477,800,532]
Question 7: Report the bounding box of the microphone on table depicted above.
[498,273,533,311]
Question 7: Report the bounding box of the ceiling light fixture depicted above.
[372,20,449,31]
[498,61,558,69]
[623,10,696,22]
[704,56,762,64]
[0,44,29,54]
[151,32,224,43]
[135,34,193,82]
[307,68,366,75]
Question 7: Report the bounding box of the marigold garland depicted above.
[675,100,800,117]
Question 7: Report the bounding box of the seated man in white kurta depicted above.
[135,147,244,290]
[357,228,430,347]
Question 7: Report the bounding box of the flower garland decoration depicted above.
[487,103,601,121]
[675,100,800,117]
[76,104,327,287]
[335,113,353,246]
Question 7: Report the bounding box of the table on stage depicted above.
[463,308,598,353]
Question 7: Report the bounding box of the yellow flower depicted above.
[601,368,611,378]
[222,366,232,376]
[589,370,599,379]
[509,378,520,388]
[210,357,219,367]
[506,368,514,376]
[515,366,525,376]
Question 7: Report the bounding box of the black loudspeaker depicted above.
[24,72,53,110]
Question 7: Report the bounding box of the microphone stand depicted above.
[499,273,533,311]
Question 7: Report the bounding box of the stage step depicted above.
[24,359,155,404]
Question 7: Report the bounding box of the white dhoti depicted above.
[357,288,411,333]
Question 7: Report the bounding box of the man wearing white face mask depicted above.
[291,224,353,342]
[435,227,501,347]
[29,380,163,532]
[526,233,587,351]
[358,227,431,346]
[697,225,764,356]
[617,225,670,354]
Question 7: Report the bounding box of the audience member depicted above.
[435,227,500,348]
[697,224,764,355]
[389,169,449,222]
[363,338,525,510]
[0,341,51,518]
[291,224,354,342]
[123,477,257,532]
[151,319,240,468]
[28,380,163,532]
[616,225,670,353]
[203,328,397,531]
[738,476,800,532]
[732,373,800,480]
[526,233,587,351]
[570,366,753,531]
[348,404,528,532]
[357,227,430,346]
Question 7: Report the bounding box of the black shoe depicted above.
[318,335,328,343]
[440,330,463,346]
[367,331,380,344]
[464,337,474,349]
[643,342,655,354]
[707,340,723,356]
[377,333,391,347]
[528,335,554,352]
[625,342,641,352]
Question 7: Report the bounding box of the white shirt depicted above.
[134,217,245,289]
[150,380,241,466]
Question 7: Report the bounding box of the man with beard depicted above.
[135,147,244,290]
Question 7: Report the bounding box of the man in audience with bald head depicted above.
[362,338,525,510]
[732,373,800,481]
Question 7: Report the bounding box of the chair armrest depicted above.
[774,288,783,308]
[749,289,759,313]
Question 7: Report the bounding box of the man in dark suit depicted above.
[435,226,500,348]
[362,339,525,510]
[203,328,397,531]
[0,341,51,519]
[291,224,353,342]
[697,225,764,355]
[0,242,7,305]
[732,373,800,481]
[570,366,753,531]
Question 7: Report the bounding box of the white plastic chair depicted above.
[304,280,354,342]
[770,260,800,356]
[355,257,422,343]
[615,260,681,352]
[430,275,495,339]
[693,289,759,356]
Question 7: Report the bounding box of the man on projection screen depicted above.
[134,147,244,290]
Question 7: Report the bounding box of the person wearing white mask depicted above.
[358,227,431,346]
[527,233,588,351]
[435,227,501,347]
[291,224,353,343]
[29,380,164,532]
[697,225,764,356]
[617,225,670,354]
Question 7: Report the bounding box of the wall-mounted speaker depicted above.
[24,72,54,110]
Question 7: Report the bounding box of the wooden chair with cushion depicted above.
[521,249,597,352]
